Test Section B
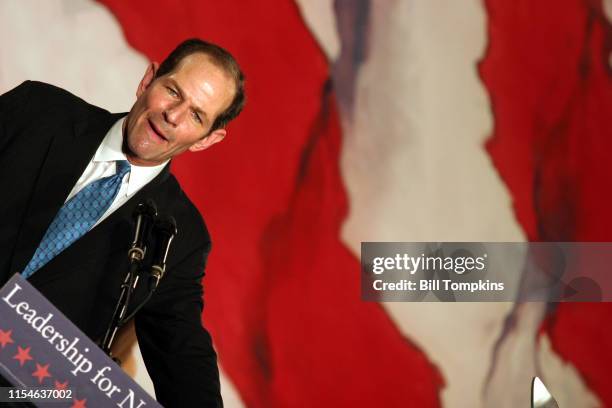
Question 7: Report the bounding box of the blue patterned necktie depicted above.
[22,160,131,278]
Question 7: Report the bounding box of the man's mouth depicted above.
[147,119,169,142]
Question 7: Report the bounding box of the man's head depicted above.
[123,38,245,166]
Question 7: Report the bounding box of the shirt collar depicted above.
[94,117,169,196]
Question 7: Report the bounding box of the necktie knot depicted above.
[116,160,131,178]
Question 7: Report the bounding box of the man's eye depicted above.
[166,87,178,97]
[192,111,202,123]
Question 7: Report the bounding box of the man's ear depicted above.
[189,128,227,152]
[136,62,160,98]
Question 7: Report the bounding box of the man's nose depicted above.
[163,102,187,126]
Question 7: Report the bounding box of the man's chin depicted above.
[124,140,160,164]
[125,149,164,166]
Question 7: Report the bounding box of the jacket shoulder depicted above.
[0,80,113,151]
[25,80,110,117]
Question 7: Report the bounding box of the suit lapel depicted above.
[9,111,124,273]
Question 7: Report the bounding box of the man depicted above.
[0,38,245,407]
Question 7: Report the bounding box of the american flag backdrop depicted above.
[0,1,611,407]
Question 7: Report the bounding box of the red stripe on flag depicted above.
[481,0,612,404]
[99,0,443,406]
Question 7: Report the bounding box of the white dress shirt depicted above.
[66,117,168,228]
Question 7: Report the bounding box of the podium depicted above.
[0,274,162,408]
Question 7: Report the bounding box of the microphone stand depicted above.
[100,201,157,361]
[120,216,178,323]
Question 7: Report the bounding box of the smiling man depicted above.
[125,49,238,166]
[0,38,245,407]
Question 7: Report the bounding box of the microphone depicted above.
[115,215,178,326]
[128,199,157,262]
[150,216,178,281]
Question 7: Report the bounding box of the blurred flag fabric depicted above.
[480,1,612,407]
[0,0,610,407]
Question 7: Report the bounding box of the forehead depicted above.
[165,53,235,118]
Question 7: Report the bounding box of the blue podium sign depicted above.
[0,273,162,407]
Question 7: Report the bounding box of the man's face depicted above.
[124,53,236,166]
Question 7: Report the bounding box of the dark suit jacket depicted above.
[0,81,222,407]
